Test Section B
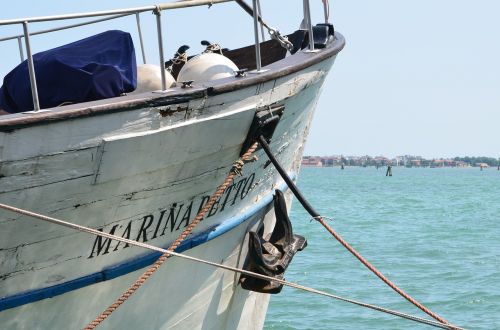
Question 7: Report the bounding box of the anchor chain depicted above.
[84,142,259,329]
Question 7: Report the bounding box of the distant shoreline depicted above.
[301,164,499,169]
[302,155,500,168]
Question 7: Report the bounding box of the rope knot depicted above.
[232,152,258,176]
[172,52,188,65]
[232,160,245,176]
[167,51,188,72]
[268,28,294,52]
[202,43,222,54]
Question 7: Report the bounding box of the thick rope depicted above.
[0,139,460,329]
[314,217,454,326]
[0,200,463,330]
[234,0,294,51]
[257,135,458,328]
[84,142,259,329]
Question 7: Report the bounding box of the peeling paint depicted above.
[0,58,333,302]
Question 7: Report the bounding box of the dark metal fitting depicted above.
[240,190,307,294]
[181,80,194,88]
[153,5,161,16]
[235,69,248,77]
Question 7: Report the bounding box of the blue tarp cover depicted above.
[0,30,137,113]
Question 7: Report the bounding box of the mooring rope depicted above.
[0,137,463,329]
[234,0,294,51]
[0,201,464,330]
[82,142,258,329]
[257,135,460,329]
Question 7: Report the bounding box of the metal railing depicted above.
[252,0,263,72]
[303,0,315,51]
[0,0,327,112]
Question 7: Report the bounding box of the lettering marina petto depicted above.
[88,172,256,258]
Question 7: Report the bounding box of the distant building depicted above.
[431,159,445,167]
[374,156,391,166]
[302,156,323,167]
[410,159,421,167]
[321,156,342,167]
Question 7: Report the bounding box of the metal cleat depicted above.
[235,68,248,77]
[180,80,194,88]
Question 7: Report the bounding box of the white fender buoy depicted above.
[130,64,175,94]
[177,53,238,84]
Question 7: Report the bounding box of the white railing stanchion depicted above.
[303,0,315,51]
[22,21,40,111]
[154,7,167,90]
[17,36,24,61]
[323,0,329,23]
[252,0,262,72]
[136,13,147,64]
[256,0,265,41]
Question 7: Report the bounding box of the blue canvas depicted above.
[0,30,137,113]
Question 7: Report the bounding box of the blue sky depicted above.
[1,1,499,158]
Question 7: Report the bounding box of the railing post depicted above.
[252,0,262,72]
[303,0,315,51]
[17,36,25,62]
[322,0,329,23]
[135,13,147,64]
[154,7,167,90]
[22,21,40,111]
[256,0,265,41]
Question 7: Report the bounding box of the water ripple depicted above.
[265,167,500,330]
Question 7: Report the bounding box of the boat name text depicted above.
[88,172,256,258]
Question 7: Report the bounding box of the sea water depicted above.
[264,167,500,330]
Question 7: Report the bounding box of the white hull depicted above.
[0,41,342,328]
[3,206,275,329]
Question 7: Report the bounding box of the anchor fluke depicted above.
[240,190,307,293]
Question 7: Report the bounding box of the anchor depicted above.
[240,190,307,294]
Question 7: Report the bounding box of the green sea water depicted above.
[264,167,500,330]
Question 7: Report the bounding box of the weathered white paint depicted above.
[0,55,337,329]
[0,207,273,329]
